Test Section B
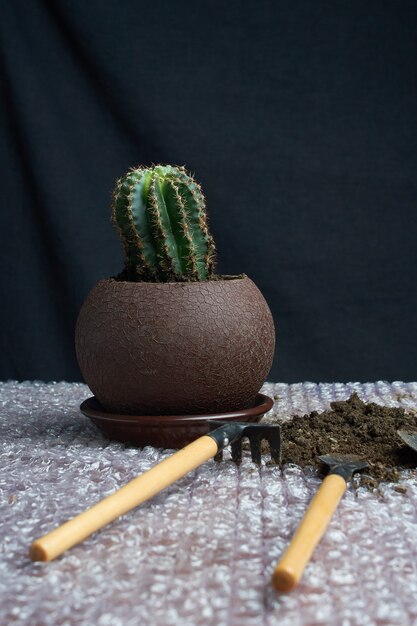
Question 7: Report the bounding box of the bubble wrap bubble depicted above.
[1,380,417,626]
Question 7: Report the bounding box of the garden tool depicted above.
[272,454,368,593]
[397,430,417,454]
[30,421,281,562]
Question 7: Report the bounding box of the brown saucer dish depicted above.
[80,393,274,449]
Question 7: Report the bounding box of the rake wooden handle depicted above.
[272,473,346,592]
[30,435,218,562]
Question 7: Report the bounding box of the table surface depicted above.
[1,380,417,626]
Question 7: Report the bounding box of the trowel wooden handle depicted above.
[272,473,346,592]
[30,435,218,562]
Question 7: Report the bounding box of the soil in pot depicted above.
[271,394,417,485]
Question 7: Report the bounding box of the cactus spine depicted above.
[112,165,216,282]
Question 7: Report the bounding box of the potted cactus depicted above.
[75,165,275,418]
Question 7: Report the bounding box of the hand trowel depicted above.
[272,453,368,592]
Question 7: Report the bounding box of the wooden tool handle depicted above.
[30,435,218,562]
[272,473,346,592]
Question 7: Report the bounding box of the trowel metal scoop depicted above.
[272,453,368,593]
[397,430,417,453]
[30,420,281,562]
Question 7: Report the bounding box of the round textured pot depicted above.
[75,275,275,415]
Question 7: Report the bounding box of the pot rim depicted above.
[104,273,247,286]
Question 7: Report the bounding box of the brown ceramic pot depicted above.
[75,275,275,415]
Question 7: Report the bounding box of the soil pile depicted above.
[279,393,417,483]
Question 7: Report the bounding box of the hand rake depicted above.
[30,421,281,562]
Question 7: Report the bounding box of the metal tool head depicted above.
[397,430,417,453]
[318,454,369,481]
[208,421,281,465]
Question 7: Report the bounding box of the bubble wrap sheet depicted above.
[2,381,417,626]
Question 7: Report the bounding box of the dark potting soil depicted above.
[278,393,417,483]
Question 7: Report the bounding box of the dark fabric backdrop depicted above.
[1,0,416,383]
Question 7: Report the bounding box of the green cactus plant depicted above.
[112,165,216,282]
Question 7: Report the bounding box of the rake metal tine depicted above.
[231,439,242,464]
[247,432,262,465]
[269,436,281,464]
[244,425,281,465]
